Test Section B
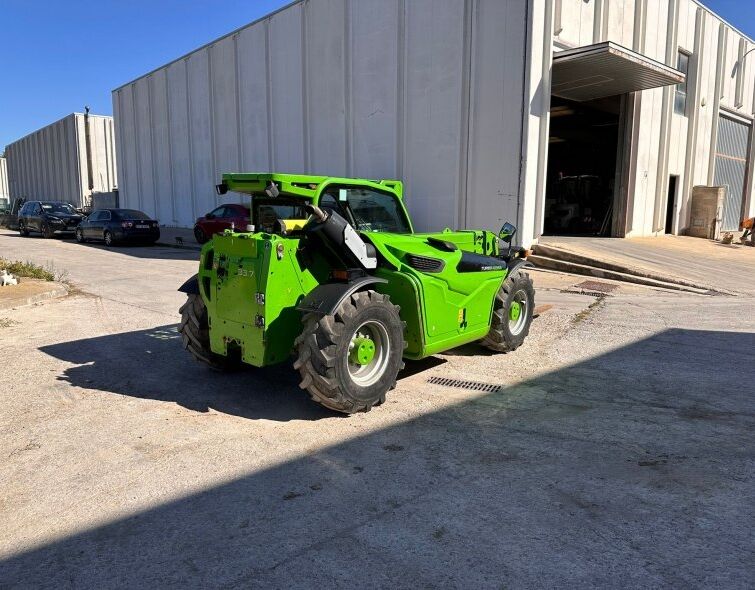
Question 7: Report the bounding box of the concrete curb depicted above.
[155,240,202,251]
[0,281,69,311]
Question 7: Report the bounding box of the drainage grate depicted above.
[574,280,618,294]
[428,376,502,393]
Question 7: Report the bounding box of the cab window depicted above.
[252,198,308,232]
[320,187,411,234]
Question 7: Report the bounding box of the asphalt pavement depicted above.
[0,229,753,589]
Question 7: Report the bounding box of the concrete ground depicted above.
[0,229,753,588]
[539,234,755,295]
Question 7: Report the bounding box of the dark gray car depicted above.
[18,201,84,238]
[75,208,160,246]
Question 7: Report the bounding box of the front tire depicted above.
[19,223,29,237]
[179,293,240,371]
[42,223,54,239]
[104,230,114,247]
[294,290,406,414]
[481,270,535,353]
[75,228,86,243]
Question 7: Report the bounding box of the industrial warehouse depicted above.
[3,111,118,210]
[108,0,755,246]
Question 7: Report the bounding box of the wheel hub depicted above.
[350,335,376,366]
[509,301,522,322]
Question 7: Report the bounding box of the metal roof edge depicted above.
[5,112,112,150]
[692,0,754,46]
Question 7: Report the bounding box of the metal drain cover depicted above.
[428,376,502,393]
[574,280,618,294]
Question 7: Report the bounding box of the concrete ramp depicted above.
[531,236,755,296]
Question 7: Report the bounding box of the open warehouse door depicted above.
[544,42,685,237]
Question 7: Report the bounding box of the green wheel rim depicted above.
[347,320,390,386]
[508,290,529,336]
[350,336,376,366]
[509,301,522,322]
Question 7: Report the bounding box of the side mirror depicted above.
[499,222,517,243]
[265,181,280,198]
[215,182,228,195]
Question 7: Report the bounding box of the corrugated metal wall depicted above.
[4,113,118,208]
[0,157,9,203]
[713,114,750,230]
[113,0,528,231]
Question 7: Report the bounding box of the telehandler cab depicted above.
[179,174,534,413]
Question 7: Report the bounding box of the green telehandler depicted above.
[178,173,534,413]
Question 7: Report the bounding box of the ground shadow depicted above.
[1,231,200,261]
[38,325,447,422]
[6,328,754,587]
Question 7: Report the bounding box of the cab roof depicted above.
[217,173,403,200]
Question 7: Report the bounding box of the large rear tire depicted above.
[481,270,534,353]
[179,293,240,371]
[294,290,406,414]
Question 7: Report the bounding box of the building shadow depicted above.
[4,328,754,587]
[74,241,201,261]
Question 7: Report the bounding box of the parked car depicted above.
[18,201,84,238]
[75,208,160,246]
[193,204,250,244]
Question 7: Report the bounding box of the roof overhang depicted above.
[551,41,685,102]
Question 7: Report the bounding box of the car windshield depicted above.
[41,203,76,214]
[320,188,411,233]
[113,209,150,220]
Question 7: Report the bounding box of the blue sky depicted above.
[1,0,753,152]
[0,0,290,151]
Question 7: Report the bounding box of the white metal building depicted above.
[4,112,118,209]
[112,0,755,245]
[0,157,9,208]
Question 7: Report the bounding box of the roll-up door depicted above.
[713,115,751,231]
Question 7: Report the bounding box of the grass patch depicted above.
[0,258,55,281]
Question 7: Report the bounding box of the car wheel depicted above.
[75,228,86,243]
[194,226,207,244]
[42,222,55,239]
[19,223,29,237]
[104,231,114,247]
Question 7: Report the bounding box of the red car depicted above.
[193,204,250,243]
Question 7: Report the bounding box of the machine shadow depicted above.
[38,325,446,422]
[9,328,754,587]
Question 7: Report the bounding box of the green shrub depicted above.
[0,259,55,281]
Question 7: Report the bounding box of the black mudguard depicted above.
[178,274,200,294]
[296,277,388,316]
[507,257,534,276]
